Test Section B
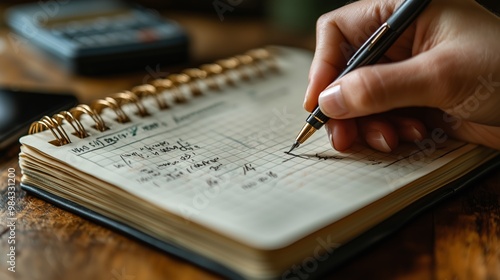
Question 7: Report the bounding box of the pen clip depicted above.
[347,22,391,66]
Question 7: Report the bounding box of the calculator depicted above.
[5,0,189,75]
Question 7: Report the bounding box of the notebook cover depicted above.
[20,155,500,279]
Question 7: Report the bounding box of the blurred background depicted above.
[1,0,497,66]
[0,0,350,65]
[0,0,498,104]
[0,0,352,104]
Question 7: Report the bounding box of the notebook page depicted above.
[20,47,475,249]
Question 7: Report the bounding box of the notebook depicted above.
[18,46,500,279]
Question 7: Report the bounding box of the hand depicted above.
[304,0,500,152]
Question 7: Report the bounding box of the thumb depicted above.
[318,51,446,119]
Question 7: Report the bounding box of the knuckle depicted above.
[316,13,328,28]
[316,12,335,31]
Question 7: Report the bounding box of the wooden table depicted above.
[1,8,500,280]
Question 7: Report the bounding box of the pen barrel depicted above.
[343,0,432,75]
[354,29,399,68]
[306,107,329,129]
[387,0,432,33]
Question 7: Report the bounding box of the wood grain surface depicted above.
[0,6,499,280]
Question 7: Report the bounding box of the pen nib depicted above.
[288,141,300,153]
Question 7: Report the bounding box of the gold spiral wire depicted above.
[28,47,276,146]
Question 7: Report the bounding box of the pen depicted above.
[289,0,432,153]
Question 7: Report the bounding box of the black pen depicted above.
[289,0,432,153]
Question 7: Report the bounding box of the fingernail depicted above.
[303,84,310,108]
[408,126,423,140]
[318,85,348,117]
[400,125,423,141]
[325,124,334,149]
[365,131,392,153]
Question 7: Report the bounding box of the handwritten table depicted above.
[1,7,500,280]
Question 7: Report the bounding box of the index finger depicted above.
[304,0,401,112]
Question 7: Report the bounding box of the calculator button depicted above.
[64,21,86,35]
[50,29,64,37]
[134,13,151,24]
[110,20,128,30]
[91,34,111,45]
[113,32,136,43]
[155,25,178,37]
[111,18,137,30]
[138,29,159,42]
[103,32,121,44]
[75,36,94,46]
[91,18,110,32]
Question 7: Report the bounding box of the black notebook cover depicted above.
[21,156,500,279]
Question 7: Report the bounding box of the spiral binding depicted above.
[28,47,279,146]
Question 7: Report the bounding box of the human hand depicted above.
[304,0,500,152]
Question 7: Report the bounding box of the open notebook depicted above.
[19,46,499,279]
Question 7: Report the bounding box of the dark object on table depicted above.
[5,0,189,75]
